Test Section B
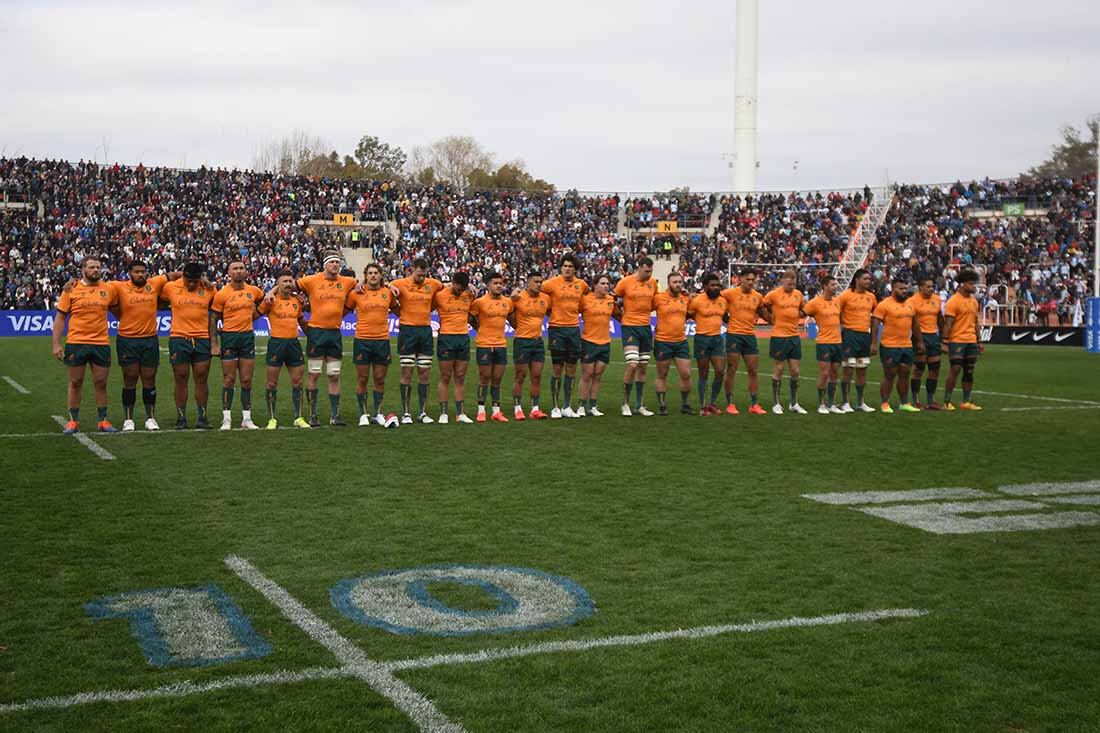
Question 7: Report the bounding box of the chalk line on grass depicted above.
[0,606,928,715]
[384,608,929,672]
[50,415,115,460]
[999,405,1100,413]
[225,555,463,733]
[2,376,30,394]
[802,488,989,506]
[0,666,351,713]
[998,480,1100,497]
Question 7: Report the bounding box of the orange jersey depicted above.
[512,290,551,339]
[298,273,357,330]
[112,274,168,338]
[873,297,917,348]
[212,284,263,333]
[433,288,474,335]
[944,292,980,343]
[56,280,117,345]
[721,287,764,335]
[580,293,616,345]
[763,288,805,338]
[803,295,841,344]
[653,290,690,343]
[837,289,878,333]
[614,276,658,326]
[345,287,394,340]
[906,293,943,334]
[688,293,728,336]
[391,276,444,327]
[259,294,303,339]
[540,276,589,327]
[470,295,513,347]
[162,279,214,338]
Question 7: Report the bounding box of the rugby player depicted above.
[907,276,945,410]
[432,272,475,424]
[52,257,119,433]
[614,257,658,416]
[297,252,357,426]
[688,272,728,415]
[540,255,588,418]
[469,271,513,422]
[762,270,807,414]
[258,271,310,429]
[162,262,216,429]
[941,269,984,411]
[210,261,264,430]
[837,268,878,413]
[345,264,396,427]
[653,272,694,415]
[720,269,768,415]
[578,274,618,417]
[390,258,445,424]
[108,261,179,431]
[511,271,551,420]
[871,278,923,413]
[802,276,845,414]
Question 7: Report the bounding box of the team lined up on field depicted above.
[50,251,986,433]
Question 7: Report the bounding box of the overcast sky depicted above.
[2,0,1097,192]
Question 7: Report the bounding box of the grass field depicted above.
[2,335,1100,731]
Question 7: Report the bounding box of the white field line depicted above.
[225,555,463,733]
[998,480,1100,497]
[999,405,1100,413]
[384,608,928,672]
[802,489,989,506]
[50,415,115,460]
[0,666,351,714]
[2,376,30,394]
[791,376,1099,407]
[0,607,929,715]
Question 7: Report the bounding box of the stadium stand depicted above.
[0,156,1094,324]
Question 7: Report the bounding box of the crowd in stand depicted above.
[1,156,1094,325]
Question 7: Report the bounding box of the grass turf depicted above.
[1,335,1099,730]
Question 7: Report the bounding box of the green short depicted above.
[116,335,159,368]
[655,339,690,361]
[169,337,212,366]
[353,338,391,366]
[842,329,872,360]
[305,327,343,360]
[513,337,546,365]
[581,339,611,365]
[436,333,470,362]
[880,346,915,368]
[548,326,581,363]
[920,333,942,360]
[693,334,724,360]
[398,325,433,356]
[815,343,844,364]
[622,325,653,354]
[725,333,758,356]
[769,336,802,361]
[476,346,507,366]
[220,331,255,360]
[64,343,111,368]
[948,342,980,361]
[266,337,304,368]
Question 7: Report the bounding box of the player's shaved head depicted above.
[526,271,543,293]
[228,260,247,283]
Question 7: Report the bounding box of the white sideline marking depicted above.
[802,488,988,505]
[1043,495,1100,506]
[999,406,1100,412]
[225,555,463,733]
[0,607,928,715]
[50,415,115,460]
[2,376,30,394]
[998,480,1100,497]
[383,608,928,672]
[0,666,350,713]
[859,500,1100,534]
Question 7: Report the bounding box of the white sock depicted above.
[222,410,231,420]
[242,409,251,421]
[492,405,500,415]
[477,405,486,415]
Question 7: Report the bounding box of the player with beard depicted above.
[688,272,729,415]
[162,261,216,429]
[211,261,264,430]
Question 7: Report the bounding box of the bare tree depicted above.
[252,129,332,175]
[407,136,493,188]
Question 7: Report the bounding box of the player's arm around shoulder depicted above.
[209,308,221,356]
[912,313,924,355]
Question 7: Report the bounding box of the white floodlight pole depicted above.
[733,0,758,194]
